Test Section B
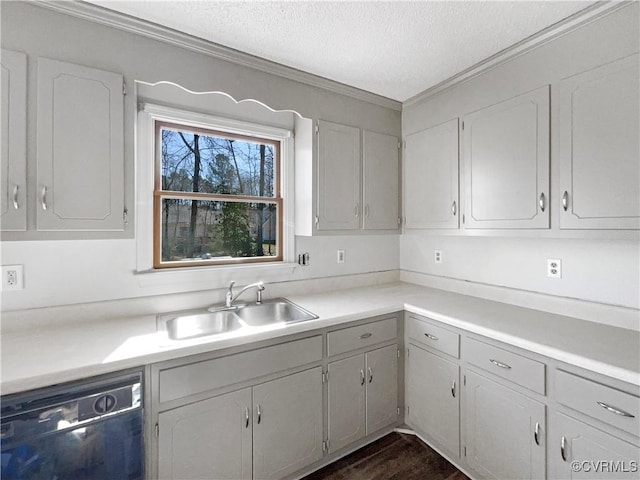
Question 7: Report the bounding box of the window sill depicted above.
[135,261,298,289]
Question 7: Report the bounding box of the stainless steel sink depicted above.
[165,310,242,341]
[235,298,318,327]
[160,298,317,341]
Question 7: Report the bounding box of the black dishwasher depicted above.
[1,369,143,480]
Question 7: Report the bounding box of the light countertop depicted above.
[2,282,639,395]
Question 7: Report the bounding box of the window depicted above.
[154,121,282,268]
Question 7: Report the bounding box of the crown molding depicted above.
[403,1,632,108]
[32,0,402,111]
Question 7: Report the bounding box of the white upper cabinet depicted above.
[558,54,640,230]
[404,119,459,229]
[317,120,361,231]
[462,86,550,229]
[362,130,400,230]
[296,118,400,235]
[0,50,27,232]
[36,58,125,231]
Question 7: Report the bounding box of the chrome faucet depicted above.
[225,281,265,307]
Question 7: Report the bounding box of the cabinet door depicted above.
[462,86,549,229]
[365,344,398,434]
[253,367,323,479]
[36,57,124,231]
[406,344,459,457]
[157,388,252,480]
[317,120,361,231]
[363,131,399,230]
[559,54,640,229]
[328,354,366,452]
[1,50,27,231]
[552,412,640,479]
[404,119,459,229]
[465,370,546,479]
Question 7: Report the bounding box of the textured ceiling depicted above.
[86,0,595,102]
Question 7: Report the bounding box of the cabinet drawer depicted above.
[327,317,397,356]
[407,315,460,358]
[159,335,322,403]
[556,370,639,437]
[465,337,545,394]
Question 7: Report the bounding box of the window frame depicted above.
[136,103,295,274]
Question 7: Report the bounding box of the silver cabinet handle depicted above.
[368,367,373,384]
[489,359,512,369]
[360,332,372,339]
[424,333,439,341]
[256,404,261,425]
[596,401,635,418]
[561,436,567,462]
[451,380,456,398]
[562,191,568,211]
[244,407,250,428]
[355,204,359,218]
[452,201,457,216]
[41,186,47,211]
[360,369,365,386]
[12,185,19,210]
[539,192,546,212]
[534,422,540,446]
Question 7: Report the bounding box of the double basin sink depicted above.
[161,298,318,341]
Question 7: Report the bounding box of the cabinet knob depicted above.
[560,436,567,462]
[489,358,512,370]
[12,185,19,210]
[539,193,546,212]
[367,367,373,384]
[41,186,48,211]
[534,422,540,446]
[451,201,457,216]
[244,407,250,428]
[256,404,261,424]
[360,369,365,386]
[451,380,456,398]
[562,191,569,211]
[596,401,635,418]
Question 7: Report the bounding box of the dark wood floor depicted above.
[303,433,469,480]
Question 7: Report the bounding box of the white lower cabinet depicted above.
[158,388,252,480]
[406,344,460,457]
[552,412,640,479]
[253,367,323,480]
[464,370,546,479]
[157,367,322,480]
[327,344,398,453]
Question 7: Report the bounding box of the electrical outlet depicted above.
[337,250,345,264]
[547,259,562,279]
[434,250,442,264]
[1,265,24,291]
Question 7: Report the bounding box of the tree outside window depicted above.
[154,122,281,268]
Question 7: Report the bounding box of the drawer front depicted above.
[159,335,322,403]
[556,370,639,437]
[465,337,546,394]
[327,317,397,357]
[406,315,460,358]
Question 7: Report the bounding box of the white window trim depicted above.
[135,103,296,284]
